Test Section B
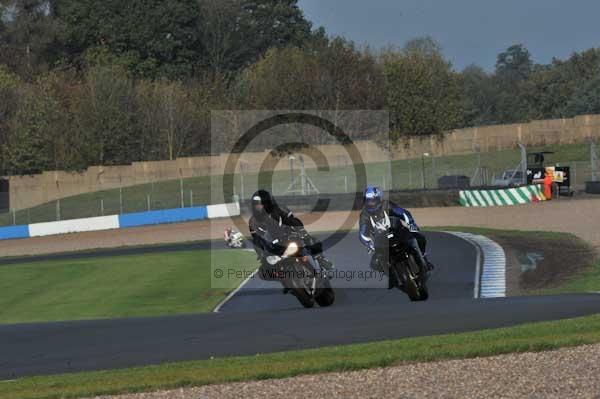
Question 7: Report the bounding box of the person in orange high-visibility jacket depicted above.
[543,170,553,200]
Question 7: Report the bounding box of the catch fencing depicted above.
[1,142,599,227]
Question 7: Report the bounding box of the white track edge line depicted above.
[213,268,258,313]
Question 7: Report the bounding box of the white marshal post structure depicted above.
[421,152,430,189]
[519,143,528,186]
[592,140,598,182]
[585,140,600,194]
[285,155,319,196]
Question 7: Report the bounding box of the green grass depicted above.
[0,249,258,324]
[2,142,594,227]
[429,226,600,294]
[1,225,599,398]
[542,259,600,294]
[2,313,600,399]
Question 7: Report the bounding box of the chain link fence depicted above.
[0,150,517,227]
[264,148,524,194]
[250,143,600,195]
[1,142,599,227]
[0,175,214,227]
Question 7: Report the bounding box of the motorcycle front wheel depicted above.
[282,261,316,308]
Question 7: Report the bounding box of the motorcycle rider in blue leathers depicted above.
[359,186,434,289]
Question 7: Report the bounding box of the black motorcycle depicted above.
[262,228,335,308]
[372,214,429,301]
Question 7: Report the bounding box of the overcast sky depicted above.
[299,0,600,71]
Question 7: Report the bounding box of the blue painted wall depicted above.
[0,225,30,240]
[0,205,218,241]
[118,207,208,228]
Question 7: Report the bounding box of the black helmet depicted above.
[251,190,275,216]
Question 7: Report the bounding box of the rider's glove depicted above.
[367,243,375,255]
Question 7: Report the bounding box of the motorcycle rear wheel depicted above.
[395,256,428,302]
[292,287,316,308]
[418,283,429,301]
[315,279,335,307]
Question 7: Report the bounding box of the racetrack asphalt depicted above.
[216,231,476,312]
[1,231,600,380]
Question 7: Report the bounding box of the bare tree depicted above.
[137,79,195,161]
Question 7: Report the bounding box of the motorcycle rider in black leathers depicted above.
[248,190,333,281]
[359,186,434,289]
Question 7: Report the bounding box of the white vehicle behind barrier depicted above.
[493,170,524,187]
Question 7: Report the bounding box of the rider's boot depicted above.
[423,253,435,272]
[315,253,334,271]
[370,256,395,289]
[387,267,402,290]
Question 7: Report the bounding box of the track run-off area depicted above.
[1,230,600,380]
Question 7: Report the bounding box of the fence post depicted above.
[421,153,429,190]
[12,209,16,226]
[387,146,393,191]
[408,159,412,189]
[240,170,245,201]
[119,187,123,214]
[432,156,437,188]
[147,194,151,211]
[519,143,528,186]
[180,178,184,208]
[56,199,61,221]
[100,199,104,216]
[477,152,481,186]
[190,190,193,207]
[592,141,598,182]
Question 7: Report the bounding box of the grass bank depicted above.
[2,313,599,399]
[431,226,599,295]
[0,248,258,324]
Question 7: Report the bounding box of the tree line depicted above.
[1,1,600,175]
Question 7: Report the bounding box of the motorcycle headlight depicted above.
[283,241,300,257]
